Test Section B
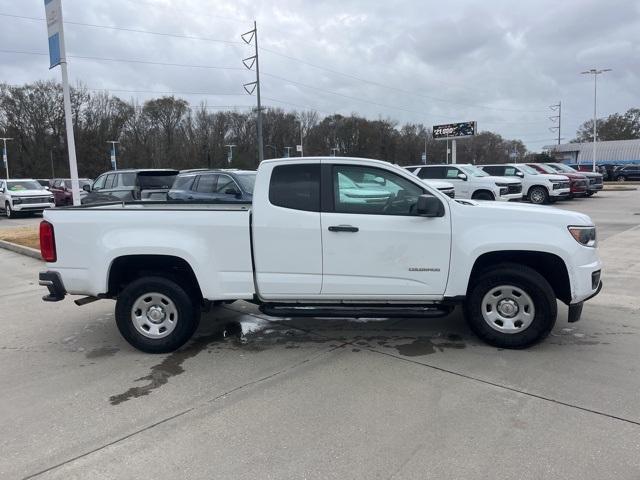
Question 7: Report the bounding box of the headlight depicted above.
[499,187,508,196]
[49,196,55,203]
[552,182,562,190]
[568,226,597,247]
[12,197,22,205]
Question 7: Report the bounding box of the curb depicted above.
[0,239,42,260]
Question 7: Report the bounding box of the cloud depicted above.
[0,0,638,150]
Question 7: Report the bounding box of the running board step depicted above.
[259,303,453,319]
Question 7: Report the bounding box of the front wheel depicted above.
[464,263,557,348]
[115,276,200,353]
[617,176,626,182]
[5,202,15,218]
[586,191,595,197]
[528,186,549,204]
[472,191,495,201]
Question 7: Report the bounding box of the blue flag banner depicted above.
[44,0,64,69]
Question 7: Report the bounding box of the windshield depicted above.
[460,165,489,177]
[550,163,576,173]
[7,180,44,191]
[235,173,256,194]
[518,165,539,175]
[532,163,557,174]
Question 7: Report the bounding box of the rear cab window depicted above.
[269,164,320,212]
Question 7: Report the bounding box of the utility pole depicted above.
[107,141,119,170]
[581,68,611,172]
[241,21,264,165]
[50,150,55,178]
[549,101,561,145]
[1,137,12,179]
[225,144,236,165]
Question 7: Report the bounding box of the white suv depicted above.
[406,164,522,201]
[480,163,571,204]
[0,179,55,218]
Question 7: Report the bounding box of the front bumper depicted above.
[550,188,571,198]
[13,202,55,212]
[496,192,523,202]
[39,271,67,302]
[588,183,604,192]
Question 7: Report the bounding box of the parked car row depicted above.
[0,160,608,219]
[403,162,602,205]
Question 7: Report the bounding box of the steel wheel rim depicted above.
[530,188,544,204]
[131,292,178,339]
[481,285,535,334]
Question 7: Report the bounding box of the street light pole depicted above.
[581,68,611,172]
[106,141,119,170]
[1,137,12,179]
[225,144,236,164]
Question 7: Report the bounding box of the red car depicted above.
[49,178,93,206]
[526,164,588,198]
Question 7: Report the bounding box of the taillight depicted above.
[40,221,57,262]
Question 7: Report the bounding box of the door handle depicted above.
[328,225,359,233]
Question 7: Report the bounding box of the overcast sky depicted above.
[1,0,639,151]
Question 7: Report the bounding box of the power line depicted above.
[0,13,245,45]
[0,49,247,70]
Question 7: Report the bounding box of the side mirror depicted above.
[457,173,467,181]
[225,188,241,197]
[417,194,445,217]
[516,171,524,178]
[82,184,91,192]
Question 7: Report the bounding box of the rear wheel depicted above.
[464,263,557,348]
[528,186,549,204]
[115,276,200,353]
[472,191,494,201]
[617,175,626,182]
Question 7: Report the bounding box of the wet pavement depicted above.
[1,190,639,479]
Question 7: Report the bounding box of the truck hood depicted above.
[540,174,569,182]
[453,199,593,226]
[8,189,51,197]
[577,171,603,179]
[421,179,454,190]
[482,176,521,185]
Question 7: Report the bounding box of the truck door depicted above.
[252,162,323,298]
[320,163,451,298]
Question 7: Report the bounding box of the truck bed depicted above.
[43,204,255,300]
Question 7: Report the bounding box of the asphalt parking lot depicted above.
[1,190,639,479]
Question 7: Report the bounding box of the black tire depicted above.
[115,276,200,353]
[586,191,595,197]
[528,186,549,205]
[472,191,494,201]
[464,263,557,349]
[5,202,16,219]
[616,175,626,182]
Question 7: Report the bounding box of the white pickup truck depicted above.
[39,157,602,353]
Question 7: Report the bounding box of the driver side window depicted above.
[333,165,425,216]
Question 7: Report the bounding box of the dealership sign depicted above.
[432,121,476,140]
